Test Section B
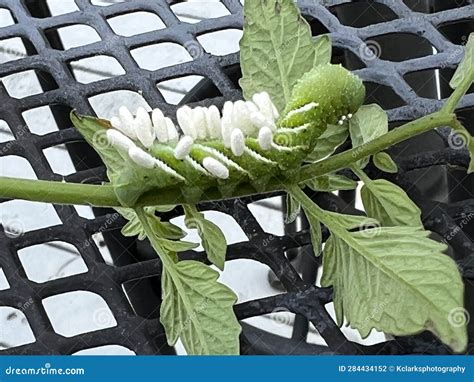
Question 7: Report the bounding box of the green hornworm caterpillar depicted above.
[74,64,365,206]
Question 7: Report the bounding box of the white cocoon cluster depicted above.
[118,106,137,139]
[111,105,180,148]
[232,100,256,136]
[175,92,278,151]
[252,92,279,121]
[108,91,281,177]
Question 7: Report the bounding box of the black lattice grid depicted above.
[0,0,472,355]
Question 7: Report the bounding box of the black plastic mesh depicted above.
[0,0,472,355]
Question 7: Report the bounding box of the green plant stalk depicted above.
[0,178,117,206]
[0,111,456,207]
[299,112,455,180]
[350,165,371,184]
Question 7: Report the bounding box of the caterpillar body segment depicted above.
[281,64,365,128]
[199,139,280,192]
[72,64,366,206]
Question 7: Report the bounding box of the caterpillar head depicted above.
[278,64,365,142]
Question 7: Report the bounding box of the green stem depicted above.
[0,177,118,206]
[442,75,473,114]
[350,165,371,184]
[299,112,455,181]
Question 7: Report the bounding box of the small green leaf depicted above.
[313,35,332,67]
[115,206,136,221]
[239,0,330,111]
[153,205,178,213]
[350,105,388,144]
[450,33,474,89]
[121,215,147,240]
[373,152,398,173]
[116,206,149,239]
[305,174,357,192]
[324,210,379,231]
[116,207,191,250]
[285,193,301,224]
[161,260,241,355]
[149,215,186,240]
[360,179,423,227]
[301,205,322,256]
[158,237,199,253]
[349,105,388,168]
[321,227,467,353]
[70,112,123,178]
[306,124,349,162]
[184,205,227,270]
